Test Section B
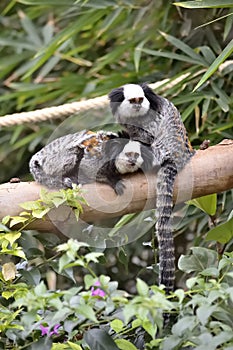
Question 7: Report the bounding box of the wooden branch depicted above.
[0,139,232,235]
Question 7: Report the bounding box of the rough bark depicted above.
[0,139,232,235]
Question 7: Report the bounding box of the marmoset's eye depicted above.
[34,160,40,168]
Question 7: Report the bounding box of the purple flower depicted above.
[40,324,61,336]
[50,324,61,335]
[40,325,49,336]
[91,280,106,297]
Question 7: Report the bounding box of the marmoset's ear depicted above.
[140,83,162,111]
[103,138,127,159]
[108,87,124,114]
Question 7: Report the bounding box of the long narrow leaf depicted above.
[134,40,147,72]
[160,31,205,64]
[140,48,203,65]
[22,10,106,79]
[193,38,233,91]
[174,0,233,8]
[18,10,42,47]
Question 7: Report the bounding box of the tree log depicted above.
[0,139,232,235]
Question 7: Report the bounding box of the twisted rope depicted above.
[0,78,181,127]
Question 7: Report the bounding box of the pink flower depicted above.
[91,280,106,297]
[40,324,61,336]
[40,325,49,336]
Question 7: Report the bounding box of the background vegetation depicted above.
[0,0,233,349]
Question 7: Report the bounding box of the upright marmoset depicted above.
[29,130,153,194]
[109,83,195,293]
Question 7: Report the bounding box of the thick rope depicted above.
[0,96,109,128]
[0,78,184,127]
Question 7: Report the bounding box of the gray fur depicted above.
[29,130,153,195]
[109,83,195,293]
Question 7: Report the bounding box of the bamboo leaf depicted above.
[160,31,205,64]
[193,39,233,91]
[97,7,123,37]
[134,40,147,72]
[174,1,233,9]
[224,10,233,40]
[18,10,42,47]
[22,10,106,79]
[140,48,203,65]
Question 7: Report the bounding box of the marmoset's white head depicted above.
[108,83,161,121]
[109,84,149,119]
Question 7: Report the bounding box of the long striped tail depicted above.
[156,161,177,294]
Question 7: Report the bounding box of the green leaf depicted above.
[224,10,233,40]
[9,216,28,228]
[2,216,11,226]
[22,11,106,79]
[142,318,157,339]
[2,291,15,300]
[198,46,216,64]
[34,281,48,296]
[84,328,119,350]
[174,1,233,8]
[58,253,72,272]
[205,217,233,243]
[178,247,218,273]
[77,304,98,323]
[141,47,203,65]
[31,207,51,218]
[110,319,124,333]
[5,248,26,260]
[200,267,219,277]
[134,40,147,73]
[118,248,129,274]
[187,193,217,216]
[161,335,182,350]
[20,200,43,210]
[85,252,104,263]
[1,232,21,245]
[19,10,42,47]
[196,305,217,325]
[174,289,185,303]
[97,8,123,37]
[171,316,197,337]
[193,39,233,91]
[136,278,149,297]
[160,31,205,64]
[84,274,95,289]
[115,339,138,350]
[66,342,82,350]
[124,304,137,325]
[73,208,80,222]
[51,196,66,208]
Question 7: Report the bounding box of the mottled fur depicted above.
[29,130,153,195]
[109,83,195,293]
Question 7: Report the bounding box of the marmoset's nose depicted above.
[129,97,144,104]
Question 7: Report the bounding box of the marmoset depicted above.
[29,130,153,195]
[109,83,195,293]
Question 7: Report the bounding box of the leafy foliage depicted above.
[1,204,233,349]
[0,0,233,348]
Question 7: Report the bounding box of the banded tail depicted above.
[156,161,177,293]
